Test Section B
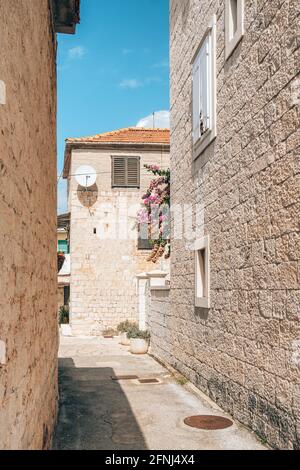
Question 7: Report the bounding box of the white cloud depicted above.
[136,110,170,129]
[119,79,141,89]
[152,59,169,69]
[68,46,87,60]
[144,77,163,84]
[122,48,133,55]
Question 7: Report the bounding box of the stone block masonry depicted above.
[67,146,170,336]
[169,0,300,449]
[0,0,58,449]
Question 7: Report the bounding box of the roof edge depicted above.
[63,140,170,178]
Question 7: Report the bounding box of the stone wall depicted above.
[170,0,300,449]
[146,286,173,364]
[68,148,170,336]
[0,0,58,449]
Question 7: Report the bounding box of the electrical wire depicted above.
[57,167,170,184]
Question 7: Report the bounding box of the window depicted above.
[192,15,217,159]
[194,236,210,309]
[64,286,70,306]
[225,0,244,60]
[58,240,69,254]
[138,224,152,250]
[112,156,140,188]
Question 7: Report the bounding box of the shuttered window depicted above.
[192,16,217,159]
[193,35,211,143]
[112,156,140,188]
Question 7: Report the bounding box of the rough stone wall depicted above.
[68,148,170,336]
[0,0,58,449]
[146,287,173,364]
[170,0,300,449]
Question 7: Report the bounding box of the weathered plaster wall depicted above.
[68,148,170,336]
[0,0,58,449]
[169,0,300,449]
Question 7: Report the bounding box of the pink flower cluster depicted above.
[137,208,149,224]
[145,164,160,172]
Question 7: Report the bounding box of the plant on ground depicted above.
[175,375,188,386]
[117,320,138,333]
[59,306,69,325]
[127,327,150,341]
[102,328,117,337]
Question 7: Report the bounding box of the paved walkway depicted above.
[53,336,265,450]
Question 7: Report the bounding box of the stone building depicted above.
[146,0,299,449]
[0,0,80,450]
[57,213,70,312]
[63,127,170,336]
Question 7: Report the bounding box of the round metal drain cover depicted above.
[184,415,233,430]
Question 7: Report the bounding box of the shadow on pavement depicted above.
[52,358,148,450]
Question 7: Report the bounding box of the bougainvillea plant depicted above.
[137,164,170,263]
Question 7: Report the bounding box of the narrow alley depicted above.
[53,335,265,451]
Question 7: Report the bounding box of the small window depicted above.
[112,156,140,188]
[64,286,70,306]
[138,224,152,250]
[225,0,244,60]
[194,236,210,309]
[192,16,217,159]
[58,240,69,254]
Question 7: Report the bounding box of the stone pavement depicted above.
[53,336,266,450]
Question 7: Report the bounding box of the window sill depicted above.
[193,128,216,161]
[225,32,243,60]
[195,297,210,309]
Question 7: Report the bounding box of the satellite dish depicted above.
[75,165,97,187]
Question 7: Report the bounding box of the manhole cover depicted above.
[138,378,160,384]
[184,415,233,430]
[112,375,139,381]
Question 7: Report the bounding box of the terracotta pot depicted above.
[130,338,149,355]
[120,332,130,346]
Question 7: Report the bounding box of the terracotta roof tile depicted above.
[66,127,170,145]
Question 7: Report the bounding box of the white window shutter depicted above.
[205,35,211,131]
[199,38,209,136]
[193,58,200,143]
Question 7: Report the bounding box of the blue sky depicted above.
[57,0,170,214]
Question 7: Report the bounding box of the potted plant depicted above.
[59,306,72,336]
[102,328,117,339]
[117,321,138,346]
[127,327,150,355]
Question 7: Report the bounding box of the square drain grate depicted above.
[138,378,160,384]
[112,375,139,381]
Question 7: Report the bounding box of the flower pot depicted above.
[130,338,149,355]
[60,324,72,337]
[120,332,130,346]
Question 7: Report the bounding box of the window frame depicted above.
[111,155,141,188]
[58,239,69,254]
[225,0,244,60]
[192,15,217,160]
[194,236,210,309]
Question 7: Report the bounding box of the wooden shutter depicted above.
[112,157,126,187]
[127,157,140,187]
[193,32,212,141]
[112,156,140,187]
[192,55,200,143]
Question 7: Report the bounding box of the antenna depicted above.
[153,112,155,128]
